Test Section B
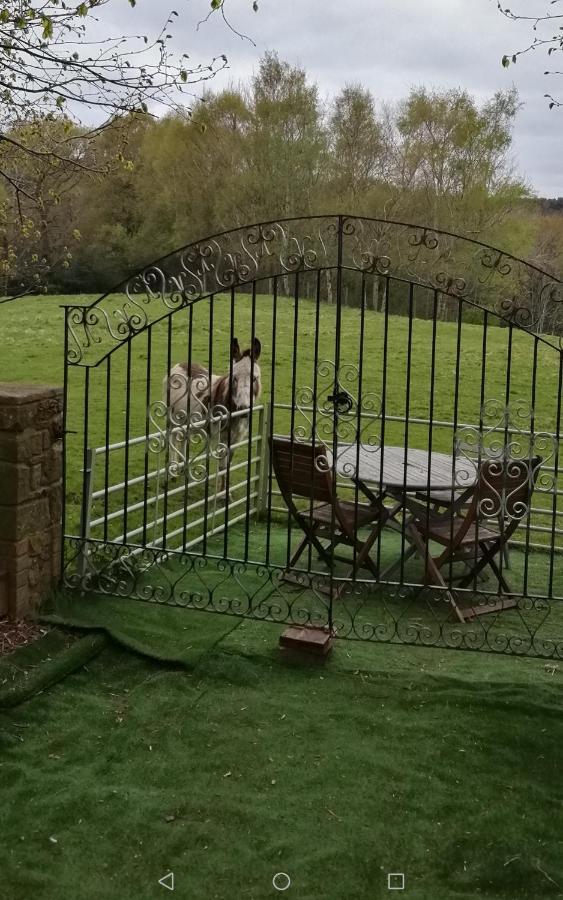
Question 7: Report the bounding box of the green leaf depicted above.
[129,0,136,6]
[41,16,54,39]
[211,0,223,9]
[77,3,88,17]
[180,70,188,83]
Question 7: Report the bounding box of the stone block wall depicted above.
[0,384,63,618]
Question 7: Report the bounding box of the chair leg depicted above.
[288,534,309,569]
[498,513,510,568]
[462,551,518,618]
[407,525,466,624]
[347,525,382,582]
[457,540,504,589]
[282,523,333,587]
[486,554,513,595]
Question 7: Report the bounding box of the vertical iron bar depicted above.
[399,283,414,585]
[306,268,322,575]
[423,291,439,587]
[447,300,463,590]
[376,276,390,575]
[265,277,278,567]
[352,272,367,582]
[523,337,539,596]
[163,315,173,551]
[548,353,563,597]
[122,338,132,544]
[103,356,111,543]
[60,310,69,581]
[286,273,300,573]
[202,295,214,556]
[473,310,489,594]
[329,217,345,628]
[78,449,96,580]
[183,303,194,551]
[223,288,236,559]
[495,324,514,595]
[142,326,152,547]
[79,367,90,578]
[244,281,258,561]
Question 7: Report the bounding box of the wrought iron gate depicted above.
[62,215,563,657]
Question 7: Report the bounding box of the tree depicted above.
[390,87,527,236]
[496,1,563,108]
[246,52,326,221]
[328,85,385,207]
[0,0,255,299]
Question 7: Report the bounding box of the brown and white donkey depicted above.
[164,337,262,495]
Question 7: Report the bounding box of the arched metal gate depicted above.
[61,215,563,658]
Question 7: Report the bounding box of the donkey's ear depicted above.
[232,337,242,361]
[252,337,261,360]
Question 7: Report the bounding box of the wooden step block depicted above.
[279,625,334,658]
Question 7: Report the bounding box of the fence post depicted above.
[256,403,271,521]
[0,383,63,618]
[77,448,96,580]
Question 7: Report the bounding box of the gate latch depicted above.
[328,388,354,415]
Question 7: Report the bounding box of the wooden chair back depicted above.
[471,455,542,524]
[270,437,333,509]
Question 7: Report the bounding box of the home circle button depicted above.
[272,872,291,891]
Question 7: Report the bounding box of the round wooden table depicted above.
[333,443,479,579]
[336,444,477,495]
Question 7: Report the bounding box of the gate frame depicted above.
[60,214,563,657]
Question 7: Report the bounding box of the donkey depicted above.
[164,337,262,497]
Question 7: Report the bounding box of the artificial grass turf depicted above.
[59,518,563,661]
[42,591,243,668]
[0,629,107,710]
[2,600,563,900]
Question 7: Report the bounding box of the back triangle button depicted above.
[158,872,174,891]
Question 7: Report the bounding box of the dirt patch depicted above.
[0,617,50,657]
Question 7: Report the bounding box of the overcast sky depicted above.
[96,0,562,196]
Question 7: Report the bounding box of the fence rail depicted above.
[79,405,268,570]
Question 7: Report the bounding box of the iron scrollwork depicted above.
[65,215,563,366]
[149,371,231,482]
[293,360,382,477]
[454,399,558,519]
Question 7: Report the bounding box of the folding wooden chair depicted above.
[270,437,388,594]
[414,483,511,568]
[408,456,542,623]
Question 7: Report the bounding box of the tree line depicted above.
[1,52,562,299]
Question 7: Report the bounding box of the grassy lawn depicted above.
[2,604,563,900]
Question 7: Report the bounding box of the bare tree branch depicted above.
[496,0,563,106]
[0,0,258,297]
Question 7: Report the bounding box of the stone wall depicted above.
[0,384,63,618]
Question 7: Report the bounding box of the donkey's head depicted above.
[230,337,262,411]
